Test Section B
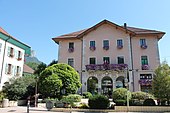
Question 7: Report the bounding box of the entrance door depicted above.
[101,76,113,98]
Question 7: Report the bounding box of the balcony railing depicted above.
[117,45,123,49]
[68,48,74,53]
[139,79,152,86]
[89,46,96,51]
[85,64,128,71]
[142,64,149,70]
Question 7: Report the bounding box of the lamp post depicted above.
[124,68,129,111]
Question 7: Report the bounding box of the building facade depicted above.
[0,27,31,90]
[53,20,165,96]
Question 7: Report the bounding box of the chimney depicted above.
[124,23,127,29]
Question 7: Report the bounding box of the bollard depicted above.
[27,100,30,113]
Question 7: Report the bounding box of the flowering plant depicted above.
[68,48,74,53]
[142,65,149,70]
[117,45,123,49]
[139,79,152,86]
[141,44,147,49]
[103,46,109,50]
[89,46,96,51]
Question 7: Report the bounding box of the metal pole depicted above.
[27,100,30,113]
[35,80,38,107]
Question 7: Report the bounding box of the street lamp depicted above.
[124,68,129,111]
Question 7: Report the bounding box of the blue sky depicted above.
[0,0,170,65]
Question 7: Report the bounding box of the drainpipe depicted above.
[129,34,135,91]
[0,37,11,87]
[80,38,83,95]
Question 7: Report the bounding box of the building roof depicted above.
[23,64,34,74]
[0,27,31,55]
[52,20,165,43]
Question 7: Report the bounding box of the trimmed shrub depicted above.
[88,95,110,109]
[82,92,92,98]
[114,99,126,106]
[143,98,156,106]
[61,94,82,106]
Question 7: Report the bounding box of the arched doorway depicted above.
[116,76,125,88]
[87,76,98,95]
[101,76,113,98]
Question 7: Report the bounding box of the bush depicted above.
[61,94,82,107]
[0,91,6,101]
[82,92,92,98]
[132,91,155,100]
[143,98,156,106]
[114,99,126,106]
[88,95,110,109]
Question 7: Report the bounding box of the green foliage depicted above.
[112,88,131,101]
[114,99,126,106]
[61,94,81,103]
[143,98,156,106]
[3,75,36,100]
[48,60,58,66]
[132,91,155,100]
[82,92,92,98]
[25,62,39,70]
[88,95,110,109]
[39,63,81,98]
[152,61,170,104]
[34,62,47,75]
[0,91,6,101]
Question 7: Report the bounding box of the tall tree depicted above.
[152,61,170,105]
[39,63,81,98]
[34,62,47,75]
[48,60,58,67]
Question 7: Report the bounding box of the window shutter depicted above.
[5,63,8,74]
[11,65,14,75]
[20,52,23,59]
[14,66,17,76]
[7,47,10,56]
[15,50,18,59]
[19,67,21,75]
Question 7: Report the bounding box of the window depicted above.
[68,42,74,52]
[0,43,2,54]
[17,51,22,60]
[5,63,13,74]
[140,74,152,79]
[69,42,74,49]
[140,39,146,46]
[89,41,96,51]
[103,57,110,64]
[90,41,95,47]
[89,57,96,64]
[16,66,21,75]
[103,40,109,50]
[118,56,124,64]
[7,47,14,57]
[140,39,147,49]
[141,56,148,65]
[117,39,123,48]
[68,58,74,67]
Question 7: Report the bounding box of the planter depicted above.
[2,99,9,108]
[9,101,18,107]
[18,100,27,106]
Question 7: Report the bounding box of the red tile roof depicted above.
[0,27,10,36]
[23,64,34,74]
[52,20,165,43]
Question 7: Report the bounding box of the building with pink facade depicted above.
[52,20,165,96]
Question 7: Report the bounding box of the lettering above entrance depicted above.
[85,64,128,71]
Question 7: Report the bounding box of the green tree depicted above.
[25,62,40,70]
[34,62,47,75]
[39,63,81,98]
[48,60,58,67]
[2,75,36,100]
[152,61,170,105]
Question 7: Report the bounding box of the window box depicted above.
[139,79,152,86]
[142,65,149,70]
[68,48,74,53]
[141,45,147,49]
[85,63,128,71]
[17,58,22,61]
[89,46,96,51]
[117,45,123,49]
[103,46,109,50]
